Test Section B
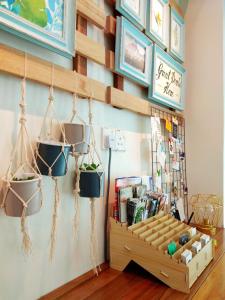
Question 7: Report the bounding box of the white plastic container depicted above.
[181,249,192,264]
[200,234,210,246]
[192,241,202,254]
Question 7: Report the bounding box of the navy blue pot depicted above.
[36,142,70,177]
[79,171,104,198]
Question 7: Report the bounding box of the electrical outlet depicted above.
[115,129,126,151]
[102,128,117,150]
[102,128,126,151]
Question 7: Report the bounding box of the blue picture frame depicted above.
[145,0,169,50]
[169,7,185,62]
[148,45,185,111]
[115,16,153,87]
[0,0,75,58]
[116,0,146,30]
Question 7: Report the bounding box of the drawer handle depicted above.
[160,271,169,278]
[124,245,131,251]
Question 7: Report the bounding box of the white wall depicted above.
[185,0,224,215]
[0,2,152,300]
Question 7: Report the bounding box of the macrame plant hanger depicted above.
[36,65,69,260]
[87,96,104,275]
[1,54,43,254]
[69,93,89,237]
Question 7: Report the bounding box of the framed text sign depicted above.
[149,45,185,110]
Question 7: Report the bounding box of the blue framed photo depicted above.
[115,16,153,87]
[149,45,185,111]
[169,7,185,62]
[0,0,75,58]
[146,0,169,50]
[116,0,146,30]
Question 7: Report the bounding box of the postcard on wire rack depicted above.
[119,186,133,222]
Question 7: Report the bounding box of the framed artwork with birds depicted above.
[0,0,76,57]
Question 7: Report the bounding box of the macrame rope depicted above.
[87,95,103,274]
[1,53,43,254]
[49,177,60,261]
[90,198,101,275]
[69,93,88,238]
[36,65,68,260]
[73,153,81,238]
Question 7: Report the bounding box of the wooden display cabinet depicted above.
[110,213,214,293]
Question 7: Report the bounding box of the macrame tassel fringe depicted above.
[90,198,101,276]
[49,177,60,261]
[21,207,32,255]
[73,155,81,238]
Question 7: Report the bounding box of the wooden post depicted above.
[73,15,87,75]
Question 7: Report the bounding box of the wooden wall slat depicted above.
[109,87,150,116]
[0,44,182,116]
[77,0,105,29]
[76,31,106,65]
[0,44,106,102]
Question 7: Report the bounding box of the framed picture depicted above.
[115,16,153,87]
[146,0,169,49]
[0,0,75,58]
[169,7,185,62]
[149,45,185,111]
[116,0,146,30]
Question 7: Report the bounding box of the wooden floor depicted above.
[46,229,225,300]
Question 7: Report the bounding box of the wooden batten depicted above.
[106,0,116,5]
[73,15,87,75]
[169,0,185,18]
[105,16,117,36]
[76,31,106,65]
[0,44,106,102]
[108,87,151,116]
[76,31,115,70]
[77,0,106,29]
[0,44,183,117]
[105,49,115,71]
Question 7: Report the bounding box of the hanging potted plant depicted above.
[34,81,71,260]
[2,173,42,217]
[35,87,70,177]
[62,93,90,155]
[36,140,70,177]
[62,94,91,238]
[63,123,90,155]
[79,163,104,198]
[1,75,43,254]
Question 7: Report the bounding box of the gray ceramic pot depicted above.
[63,123,90,154]
[2,173,42,217]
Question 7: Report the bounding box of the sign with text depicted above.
[149,45,185,111]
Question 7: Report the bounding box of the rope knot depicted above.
[19,117,26,124]
[48,168,52,177]
[23,203,28,209]
[48,94,54,103]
